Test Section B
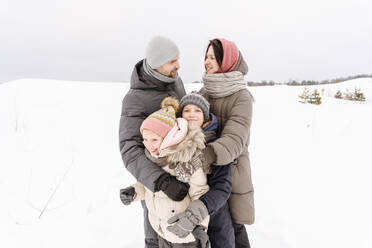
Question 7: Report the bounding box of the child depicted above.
[167,92,235,248]
[120,97,210,248]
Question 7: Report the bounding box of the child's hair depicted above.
[179,92,210,122]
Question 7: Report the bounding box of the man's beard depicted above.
[169,70,178,78]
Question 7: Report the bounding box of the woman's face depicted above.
[182,104,204,127]
[142,129,164,156]
[204,46,220,74]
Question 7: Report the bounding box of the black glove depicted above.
[120,186,135,205]
[155,173,189,201]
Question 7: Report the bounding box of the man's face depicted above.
[156,56,180,78]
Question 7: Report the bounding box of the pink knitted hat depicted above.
[140,97,179,139]
[217,38,239,73]
[159,118,188,151]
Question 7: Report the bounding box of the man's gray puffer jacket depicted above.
[119,59,186,191]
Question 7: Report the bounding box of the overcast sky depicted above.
[1,0,372,84]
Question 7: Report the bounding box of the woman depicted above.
[167,38,254,248]
[201,38,254,248]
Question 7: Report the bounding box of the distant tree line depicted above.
[247,74,372,87]
[246,80,276,86]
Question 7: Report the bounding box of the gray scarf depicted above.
[202,71,247,98]
[143,59,177,83]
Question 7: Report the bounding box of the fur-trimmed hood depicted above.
[161,124,205,164]
[159,124,208,182]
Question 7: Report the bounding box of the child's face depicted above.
[142,129,164,156]
[182,104,204,127]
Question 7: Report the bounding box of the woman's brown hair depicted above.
[205,39,224,68]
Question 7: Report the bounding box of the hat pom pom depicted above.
[161,96,180,114]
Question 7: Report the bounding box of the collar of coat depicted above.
[160,124,205,164]
[145,124,208,182]
[130,60,179,91]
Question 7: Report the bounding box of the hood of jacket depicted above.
[203,113,218,132]
[203,113,218,143]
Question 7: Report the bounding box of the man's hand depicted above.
[120,186,135,205]
[166,199,209,238]
[155,173,189,201]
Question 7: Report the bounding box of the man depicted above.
[119,36,188,247]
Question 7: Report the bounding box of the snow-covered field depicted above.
[1,78,371,248]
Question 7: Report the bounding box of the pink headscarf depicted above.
[159,118,188,151]
[217,38,239,73]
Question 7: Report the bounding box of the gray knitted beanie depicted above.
[145,36,180,69]
[180,93,210,122]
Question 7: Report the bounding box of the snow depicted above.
[1,78,372,248]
